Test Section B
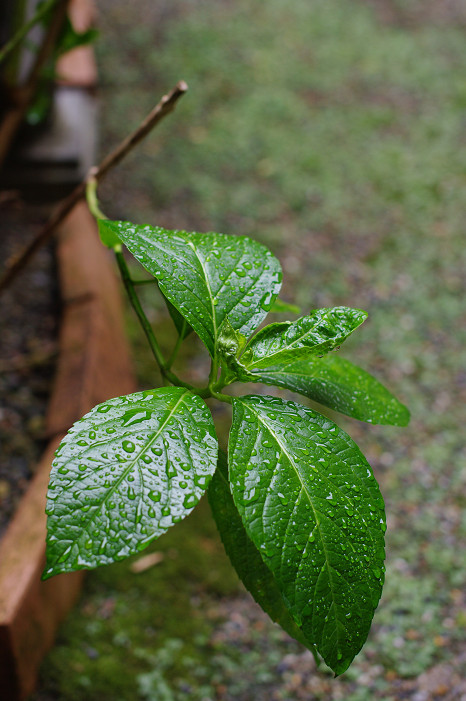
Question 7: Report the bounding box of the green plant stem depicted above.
[0,0,61,66]
[210,389,233,404]
[217,366,235,389]
[0,81,188,295]
[85,178,210,398]
[166,332,184,371]
[208,355,219,390]
[131,279,157,286]
[86,177,107,220]
[115,250,195,392]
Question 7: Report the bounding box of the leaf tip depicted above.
[98,219,121,248]
[41,565,56,582]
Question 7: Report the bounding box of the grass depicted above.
[33,0,465,698]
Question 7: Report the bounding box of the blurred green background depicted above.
[34,0,465,699]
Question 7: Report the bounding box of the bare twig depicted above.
[0,80,188,294]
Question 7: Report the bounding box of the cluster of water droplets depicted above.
[229,393,387,660]
[246,307,367,371]
[45,389,218,574]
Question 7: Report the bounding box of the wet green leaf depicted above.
[229,395,386,675]
[208,451,318,661]
[43,388,217,579]
[217,317,248,358]
[242,307,367,369]
[97,219,121,248]
[269,298,301,314]
[56,19,99,56]
[99,220,282,357]
[247,354,410,426]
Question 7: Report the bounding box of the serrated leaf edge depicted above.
[44,389,196,578]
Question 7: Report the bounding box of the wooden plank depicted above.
[0,438,84,700]
[46,201,135,436]
[0,202,135,700]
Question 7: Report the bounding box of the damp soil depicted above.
[0,195,59,537]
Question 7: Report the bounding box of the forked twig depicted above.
[0,80,188,294]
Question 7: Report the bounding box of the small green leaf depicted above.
[216,317,252,383]
[43,388,217,579]
[99,221,282,357]
[208,451,319,661]
[269,298,301,315]
[249,354,410,426]
[242,307,367,370]
[56,18,99,56]
[229,395,386,675]
[217,317,248,358]
[98,219,121,248]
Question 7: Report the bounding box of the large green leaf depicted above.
[246,354,410,426]
[208,451,318,661]
[43,388,217,579]
[241,307,367,370]
[100,220,282,357]
[229,395,386,675]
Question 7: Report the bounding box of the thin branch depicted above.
[90,79,188,181]
[0,80,188,294]
[0,0,61,66]
[0,0,69,168]
[166,331,185,371]
[114,250,167,372]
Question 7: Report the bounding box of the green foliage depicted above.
[240,307,368,367]
[244,354,410,426]
[55,18,99,58]
[44,388,217,577]
[101,220,282,358]
[44,221,408,675]
[229,395,386,675]
[208,450,316,659]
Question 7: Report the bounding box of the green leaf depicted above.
[229,395,386,675]
[217,317,248,358]
[43,388,218,579]
[249,354,410,426]
[97,219,121,248]
[241,307,367,370]
[269,298,301,315]
[216,317,251,383]
[99,221,282,357]
[208,451,319,662]
[56,18,99,57]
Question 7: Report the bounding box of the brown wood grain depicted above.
[0,202,135,699]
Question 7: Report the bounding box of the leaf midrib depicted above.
[246,311,364,369]
[136,234,214,341]
[187,241,218,356]
[53,390,190,565]
[237,398,342,651]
